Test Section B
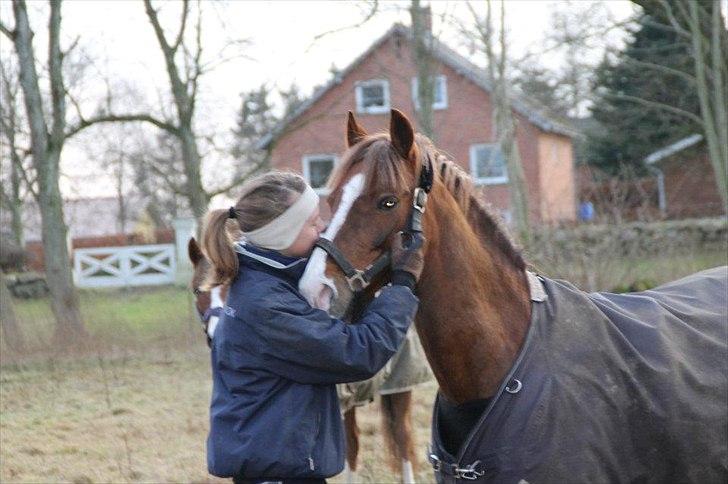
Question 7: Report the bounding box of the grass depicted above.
[0,348,439,483]
[1,246,726,482]
[9,285,200,354]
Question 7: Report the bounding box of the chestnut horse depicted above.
[298,110,728,482]
[187,238,424,483]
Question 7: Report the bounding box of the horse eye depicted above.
[378,196,398,211]
[193,288,201,295]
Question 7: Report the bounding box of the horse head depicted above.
[188,237,227,342]
[299,109,436,318]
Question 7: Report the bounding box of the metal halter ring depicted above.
[346,271,370,292]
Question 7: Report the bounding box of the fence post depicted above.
[172,217,198,285]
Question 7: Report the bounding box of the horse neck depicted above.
[414,187,531,403]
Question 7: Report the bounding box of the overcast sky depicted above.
[1,0,637,201]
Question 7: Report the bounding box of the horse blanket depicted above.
[338,326,432,412]
[430,267,728,483]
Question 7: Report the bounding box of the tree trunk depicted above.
[179,126,208,222]
[410,0,435,139]
[10,160,24,247]
[144,0,209,224]
[0,270,25,353]
[10,0,87,347]
[688,1,728,211]
[39,152,87,346]
[493,0,530,241]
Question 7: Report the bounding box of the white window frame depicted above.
[469,143,509,185]
[302,154,337,195]
[411,75,448,110]
[355,79,390,114]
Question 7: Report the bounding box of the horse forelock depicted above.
[328,132,525,270]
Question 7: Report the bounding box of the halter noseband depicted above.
[314,157,433,292]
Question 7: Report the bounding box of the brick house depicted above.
[645,134,726,219]
[259,24,577,224]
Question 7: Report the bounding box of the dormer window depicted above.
[412,75,448,110]
[355,79,390,114]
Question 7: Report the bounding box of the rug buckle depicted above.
[454,460,485,480]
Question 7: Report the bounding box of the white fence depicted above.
[73,244,176,288]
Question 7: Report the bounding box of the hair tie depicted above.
[228,207,237,219]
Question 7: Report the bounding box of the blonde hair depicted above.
[201,171,307,288]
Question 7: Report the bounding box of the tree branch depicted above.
[604,92,704,125]
[143,0,172,53]
[658,0,692,39]
[620,53,696,84]
[0,21,14,40]
[304,1,379,53]
[146,159,186,196]
[48,0,66,147]
[65,114,179,139]
[206,155,270,197]
[171,0,190,52]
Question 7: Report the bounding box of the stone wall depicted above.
[529,218,727,260]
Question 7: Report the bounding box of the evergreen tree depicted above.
[232,85,278,165]
[585,0,702,174]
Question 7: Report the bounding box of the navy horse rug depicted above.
[430,266,728,483]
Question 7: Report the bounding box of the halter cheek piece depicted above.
[314,157,434,292]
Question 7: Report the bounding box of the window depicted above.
[302,154,336,194]
[355,79,390,114]
[469,143,508,185]
[411,75,448,110]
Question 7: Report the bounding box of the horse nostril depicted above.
[315,286,333,311]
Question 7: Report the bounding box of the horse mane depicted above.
[328,133,526,271]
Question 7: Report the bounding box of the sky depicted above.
[1,0,638,202]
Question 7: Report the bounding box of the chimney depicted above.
[422,5,432,34]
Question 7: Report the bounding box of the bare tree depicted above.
[513,1,627,118]
[467,0,530,241]
[141,0,209,220]
[0,0,90,345]
[0,58,34,247]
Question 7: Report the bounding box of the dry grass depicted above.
[2,244,725,483]
[0,347,438,484]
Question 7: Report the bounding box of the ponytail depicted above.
[201,209,238,289]
[200,170,308,289]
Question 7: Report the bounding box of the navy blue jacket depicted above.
[207,244,419,479]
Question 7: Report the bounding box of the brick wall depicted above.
[662,151,725,219]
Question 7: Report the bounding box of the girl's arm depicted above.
[249,284,418,385]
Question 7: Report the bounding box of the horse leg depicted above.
[381,391,417,484]
[344,408,359,484]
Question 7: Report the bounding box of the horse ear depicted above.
[389,109,415,160]
[346,111,368,147]
[188,237,203,266]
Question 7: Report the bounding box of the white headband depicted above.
[242,185,319,250]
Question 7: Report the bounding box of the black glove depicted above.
[390,231,425,290]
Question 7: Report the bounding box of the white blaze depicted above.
[299,174,365,310]
[207,285,224,339]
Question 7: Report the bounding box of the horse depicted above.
[297,109,728,483]
[187,237,430,483]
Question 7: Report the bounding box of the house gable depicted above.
[266,25,576,223]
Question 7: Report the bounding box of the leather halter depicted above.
[314,157,433,292]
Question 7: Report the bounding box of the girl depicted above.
[201,171,424,484]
